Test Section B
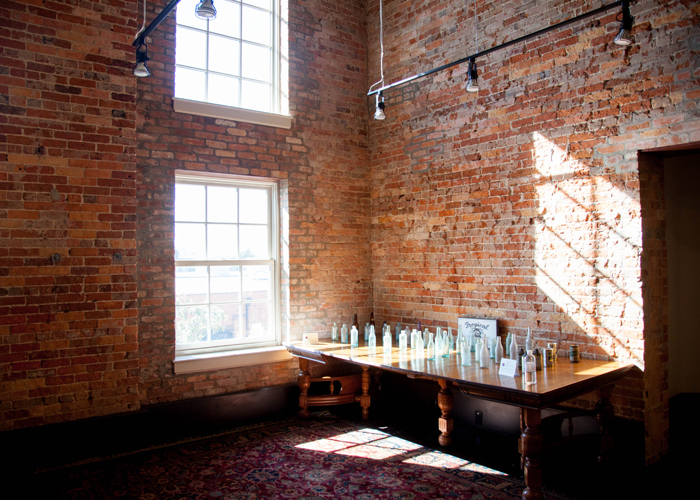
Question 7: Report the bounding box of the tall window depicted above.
[175,0,278,114]
[174,172,279,354]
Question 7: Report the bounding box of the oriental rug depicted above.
[37,416,568,500]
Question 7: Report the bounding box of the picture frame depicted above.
[458,317,498,343]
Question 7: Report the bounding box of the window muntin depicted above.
[174,173,279,354]
[175,0,277,114]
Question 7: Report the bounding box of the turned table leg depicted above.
[437,379,453,447]
[521,408,543,500]
[595,384,615,464]
[359,365,371,420]
[298,357,311,418]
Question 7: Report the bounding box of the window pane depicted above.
[242,6,271,45]
[241,43,270,82]
[176,305,209,344]
[175,66,206,101]
[242,301,270,338]
[211,266,240,303]
[241,80,271,112]
[239,188,268,223]
[243,0,271,10]
[176,266,208,305]
[208,186,238,223]
[176,27,207,69]
[175,223,207,260]
[210,0,241,38]
[239,225,268,259]
[242,265,270,301]
[211,303,239,340]
[209,35,240,76]
[177,0,208,30]
[208,74,240,108]
[175,184,206,222]
[208,224,238,260]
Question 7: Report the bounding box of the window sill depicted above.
[173,98,293,129]
[174,345,293,375]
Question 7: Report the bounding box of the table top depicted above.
[284,339,635,409]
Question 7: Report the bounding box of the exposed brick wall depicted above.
[134,0,371,404]
[367,0,699,462]
[0,0,141,430]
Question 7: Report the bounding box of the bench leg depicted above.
[360,365,371,420]
[437,379,453,447]
[521,408,543,500]
[298,357,310,418]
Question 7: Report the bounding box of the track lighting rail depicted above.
[132,0,181,47]
[367,0,626,97]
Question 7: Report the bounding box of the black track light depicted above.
[466,58,479,93]
[614,0,633,46]
[374,92,386,120]
[133,44,150,78]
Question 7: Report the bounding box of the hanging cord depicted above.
[134,0,148,41]
[369,0,385,93]
[474,0,478,52]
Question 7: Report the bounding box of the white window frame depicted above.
[174,170,281,358]
[173,0,291,129]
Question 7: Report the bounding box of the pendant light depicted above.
[466,0,480,94]
[374,93,386,120]
[613,0,633,46]
[369,0,386,120]
[195,0,217,20]
[133,44,150,77]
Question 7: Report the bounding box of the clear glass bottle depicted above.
[399,328,408,352]
[461,341,471,366]
[489,338,496,359]
[364,323,370,342]
[395,322,402,342]
[526,327,534,352]
[495,337,504,363]
[474,339,481,362]
[479,338,489,368]
[341,324,348,343]
[435,332,443,358]
[383,327,392,350]
[332,322,338,342]
[411,329,418,350]
[350,325,359,347]
[510,334,518,360]
[427,332,435,360]
[415,330,424,358]
[448,327,454,351]
[368,325,376,349]
[524,350,537,385]
[505,332,512,357]
[442,330,450,358]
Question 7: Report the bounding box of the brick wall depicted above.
[367,0,698,462]
[1,0,372,428]
[0,0,141,430]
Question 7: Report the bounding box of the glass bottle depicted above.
[399,328,408,352]
[448,327,454,351]
[442,330,450,358]
[411,329,418,350]
[479,338,489,368]
[461,341,471,366]
[505,332,512,357]
[370,312,376,330]
[474,339,481,362]
[332,322,338,342]
[352,314,359,335]
[510,334,518,361]
[495,336,504,363]
[341,324,348,343]
[524,350,537,385]
[526,327,534,352]
[455,327,462,355]
[489,338,496,359]
[435,332,443,358]
[368,325,376,349]
[364,323,369,342]
[395,322,402,342]
[427,332,435,360]
[415,330,424,357]
[383,327,392,350]
[350,325,359,347]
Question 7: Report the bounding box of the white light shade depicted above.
[195,0,217,20]
[466,78,479,93]
[374,107,386,120]
[613,28,632,46]
[133,61,150,78]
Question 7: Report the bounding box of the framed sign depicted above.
[458,317,498,343]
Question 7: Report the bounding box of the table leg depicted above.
[437,379,453,447]
[595,384,615,464]
[521,408,543,500]
[298,357,311,418]
[360,365,371,420]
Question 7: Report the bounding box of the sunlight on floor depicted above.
[295,427,507,476]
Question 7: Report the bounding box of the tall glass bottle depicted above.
[370,312,376,330]
[495,337,504,363]
[395,322,402,342]
[505,332,512,357]
[455,327,462,355]
[332,322,338,342]
[410,329,418,350]
[383,327,392,350]
[435,332,443,358]
[489,338,496,359]
[525,327,534,351]
[524,350,537,385]
[480,339,489,368]
[368,325,376,349]
[350,325,359,347]
[474,339,481,362]
[427,332,435,360]
[461,341,471,366]
[442,330,450,358]
[364,323,370,342]
[415,330,424,357]
[510,334,518,361]
[341,324,348,343]
[352,314,359,335]
[399,328,408,352]
[448,327,454,351]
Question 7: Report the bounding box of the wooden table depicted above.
[284,340,634,500]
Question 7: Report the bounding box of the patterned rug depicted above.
[37,416,565,499]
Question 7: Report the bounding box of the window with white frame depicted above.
[175,0,280,114]
[174,172,279,354]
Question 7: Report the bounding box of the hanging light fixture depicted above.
[133,44,151,77]
[466,58,479,93]
[374,93,386,120]
[613,0,633,46]
[369,0,386,120]
[195,0,217,20]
